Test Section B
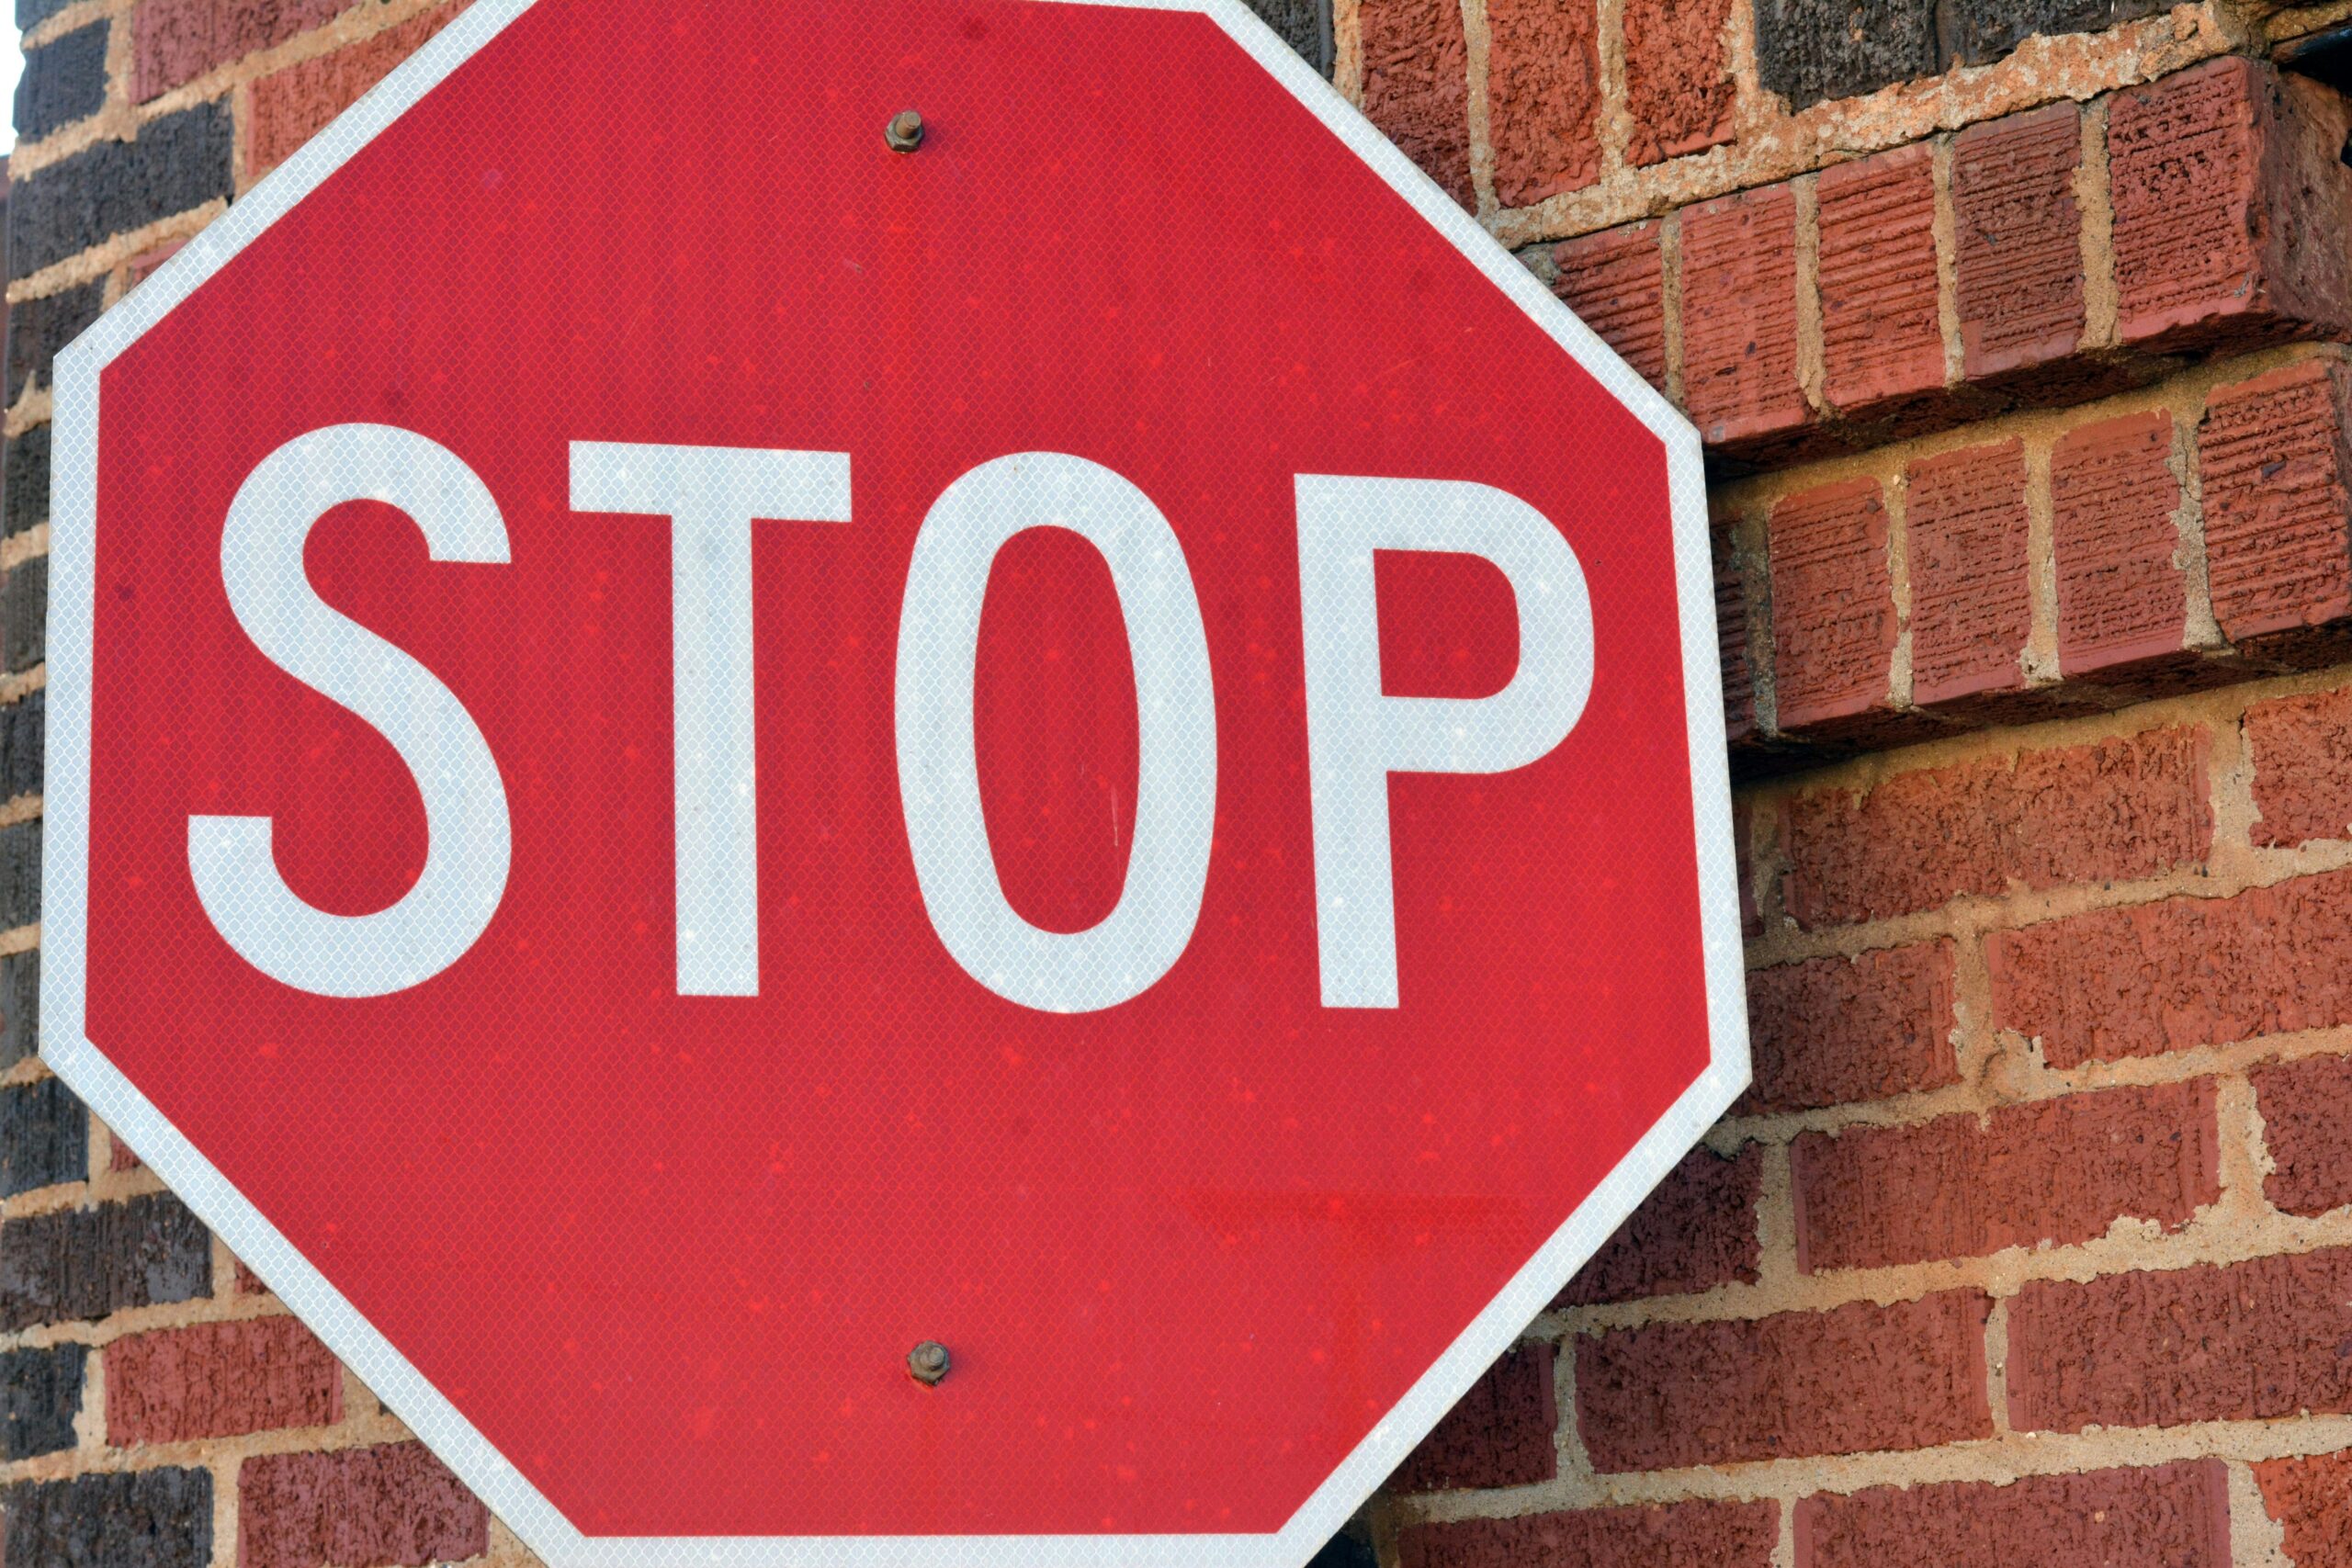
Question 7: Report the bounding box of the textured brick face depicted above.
[2246,682,2352,848]
[1577,1292,1991,1470]
[1816,146,1945,417]
[1557,1142,1761,1305]
[1552,220,1667,391]
[239,1444,488,1568]
[2251,1055,2352,1217]
[6,281,101,403]
[1781,727,2211,928]
[1388,1343,1555,1492]
[1767,479,1894,733]
[1622,0,1735,166]
[1904,441,2030,707]
[0,1191,209,1331]
[6,1468,212,1568]
[7,102,235,276]
[2007,1248,2352,1432]
[2051,410,2186,680]
[0,1342,85,1460]
[1951,103,2085,388]
[1751,0,1938,110]
[133,0,351,102]
[1796,1462,2232,1568]
[1485,0,1600,209]
[2254,1450,2352,1568]
[1792,1079,2219,1273]
[107,1317,344,1444]
[1359,0,1472,209]
[2199,359,2352,659]
[1399,1500,1780,1568]
[0,1074,86,1198]
[1679,186,1805,452]
[1990,868,2352,1066]
[1744,942,1958,1113]
[246,3,471,175]
[16,20,109,141]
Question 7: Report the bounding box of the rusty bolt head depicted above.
[886,110,925,153]
[908,1340,950,1384]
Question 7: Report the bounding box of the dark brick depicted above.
[4,1468,212,1568]
[6,423,51,537]
[0,818,40,930]
[14,0,74,32]
[0,1076,85,1197]
[7,553,47,671]
[15,22,107,142]
[0,1341,82,1459]
[1389,1342,1555,1491]
[6,281,101,402]
[1243,0,1331,73]
[1943,0,2173,67]
[0,949,38,1070]
[8,103,233,278]
[1754,0,1939,110]
[0,1191,210,1330]
[2,688,43,802]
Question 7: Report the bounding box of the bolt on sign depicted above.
[45,0,1746,1562]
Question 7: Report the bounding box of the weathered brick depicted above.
[0,1341,84,1459]
[8,103,233,278]
[2253,1450,2352,1568]
[2007,1247,2352,1431]
[1558,1142,1760,1305]
[107,1316,343,1444]
[1389,1342,1555,1491]
[1904,440,2031,708]
[1400,1500,1779,1568]
[1,687,42,804]
[6,423,50,539]
[1623,0,1736,166]
[2247,683,2352,847]
[6,553,47,671]
[1244,0,1333,73]
[1360,0,1472,209]
[15,21,107,142]
[2250,1054,2352,1215]
[0,1191,209,1331]
[0,1076,86,1198]
[1553,220,1667,391]
[1951,103,2086,389]
[5,1468,211,1568]
[239,1442,491,1568]
[1943,0,2173,67]
[2199,359,2352,663]
[1817,145,1945,418]
[1797,1461,2230,1568]
[1792,1079,2219,1272]
[1745,942,1958,1113]
[2108,59,2352,355]
[1991,869,2352,1066]
[1714,523,1755,744]
[6,281,101,403]
[1577,1292,1990,1471]
[1680,185,1807,456]
[1752,0,1939,110]
[0,948,39,1072]
[15,0,73,31]
[1485,0,1600,209]
[246,3,471,176]
[1734,795,1763,938]
[133,0,351,103]
[1781,726,2210,927]
[1768,478,1894,735]
[0,817,42,930]
[2051,410,2187,682]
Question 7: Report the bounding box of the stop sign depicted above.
[46,0,1746,1561]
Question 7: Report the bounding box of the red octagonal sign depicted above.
[47,1,1747,1562]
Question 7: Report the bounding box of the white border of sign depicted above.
[45,2,1749,1563]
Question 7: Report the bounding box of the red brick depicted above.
[107,1316,341,1444]
[2251,1054,2352,1216]
[246,3,471,177]
[1781,726,2211,928]
[1989,869,2352,1066]
[2109,58,2352,356]
[1485,0,1600,209]
[133,0,350,103]
[1389,1342,1555,1492]
[1744,942,1958,1114]
[2254,1450,2352,1568]
[1904,440,2032,709]
[1768,478,1895,735]
[2247,682,2352,848]
[1680,186,1808,455]
[1557,1142,1761,1305]
[1791,1080,2220,1273]
[239,1442,489,1568]
[2052,410,2188,682]
[1714,519,1755,744]
[1360,0,1474,209]
[1623,0,1736,167]
[1576,1292,1990,1471]
[2199,359,2352,663]
[1400,1499,1779,1568]
[1951,104,2086,389]
[1553,220,1667,391]
[1817,146,1947,418]
[1796,1462,2231,1568]
[2007,1248,2352,1432]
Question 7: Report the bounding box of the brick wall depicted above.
[11,0,2352,1564]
